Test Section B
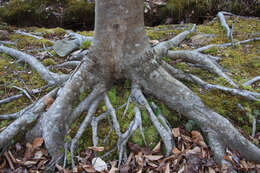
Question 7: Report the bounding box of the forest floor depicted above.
[0,15,260,172]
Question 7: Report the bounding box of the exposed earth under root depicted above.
[0,1,260,172]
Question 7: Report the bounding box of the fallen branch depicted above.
[14,30,44,40]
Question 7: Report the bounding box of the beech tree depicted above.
[0,0,260,170]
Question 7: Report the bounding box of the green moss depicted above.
[77,31,94,37]
[42,58,56,66]
[80,40,91,50]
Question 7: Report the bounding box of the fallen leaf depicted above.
[152,141,161,153]
[172,128,181,137]
[23,160,37,166]
[144,155,164,161]
[82,164,96,172]
[172,147,181,155]
[164,162,170,173]
[88,146,104,152]
[32,137,44,148]
[109,161,119,173]
[92,157,108,172]
[34,151,43,159]
[44,97,54,111]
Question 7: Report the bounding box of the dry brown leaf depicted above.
[135,152,143,166]
[109,161,119,173]
[172,147,181,155]
[152,141,161,153]
[241,159,248,170]
[149,39,159,46]
[172,128,180,138]
[186,146,201,155]
[82,164,96,172]
[0,158,6,170]
[146,160,158,167]
[181,135,192,142]
[4,152,14,170]
[223,155,234,165]
[164,162,170,173]
[144,155,164,161]
[32,137,44,148]
[23,160,37,166]
[88,146,104,152]
[44,97,54,111]
[208,167,216,173]
[56,163,64,171]
[137,169,142,173]
[191,131,207,148]
[34,151,43,159]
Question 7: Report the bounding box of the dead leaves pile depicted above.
[0,137,49,173]
[1,127,260,173]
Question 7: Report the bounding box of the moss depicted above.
[80,40,91,50]
[77,31,94,37]
[42,58,57,66]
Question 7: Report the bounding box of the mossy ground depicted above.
[0,16,259,163]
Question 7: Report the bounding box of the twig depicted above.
[243,76,260,86]
[12,86,33,102]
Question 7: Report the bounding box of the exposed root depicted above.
[217,11,232,39]
[0,88,58,149]
[252,116,257,138]
[134,58,260,162]
[117,106,143,166]
[0,40,16,45]
[67,31,93,45]
[195,37,260,52]
[166,50,238,87]
[69,50,88,61]
[70,97,101,168]
[162,62,260,101]
[41,58,99,159]
[122,95,131,118]
[0,45,69,85]
[206,128,237,173]
[154,24,196,57]
[12,86,33,102]
[50,61,81,70]
[91,112,108,147]
[105,94,122,137]
[131,84,175,156]
[14,30,45,41]
[151,102,172,134]
[0,84,52,106]
[243,76,260,86]
[0,94,23,105]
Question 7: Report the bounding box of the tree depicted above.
[0,0,260,170]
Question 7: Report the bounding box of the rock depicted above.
[53,39,79,57]
[191,34,216,46]
[0,30,9,40]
